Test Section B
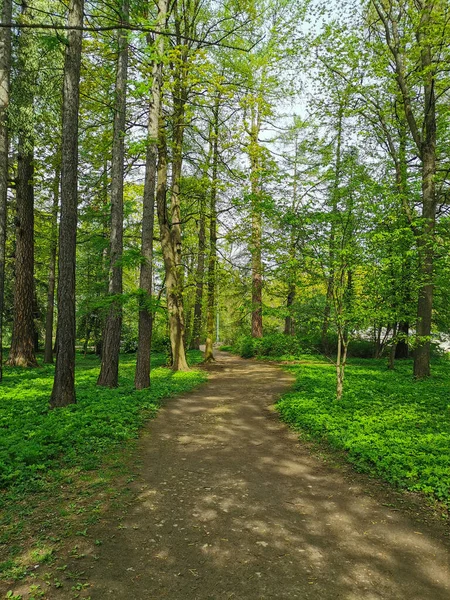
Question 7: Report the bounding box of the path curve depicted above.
[69,353,450,599]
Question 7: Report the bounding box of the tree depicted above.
[7,1,38,367]
[0,0,12,380]
[203,94,220,362]
[97,0,130,388]
[43,154,60,364]
[370,0,450,377]
[50,0,85,408]
[134,0,168,389]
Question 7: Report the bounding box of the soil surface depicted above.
[39,352,450,599]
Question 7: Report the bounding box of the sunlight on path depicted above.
[50,353,450,599]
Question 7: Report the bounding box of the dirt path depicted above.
[56,353,450,599]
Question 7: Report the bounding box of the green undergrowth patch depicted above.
[0,351,206,588]
[276,356,450,507]
[0,350,205,493]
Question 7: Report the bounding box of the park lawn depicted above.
[0,351,206,583]
[276,356,450,507]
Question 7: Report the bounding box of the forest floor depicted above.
[3,351,450,600]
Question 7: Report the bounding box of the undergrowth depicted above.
[0,351,206,589]
[276,357,450,507]
[0,351,205,494]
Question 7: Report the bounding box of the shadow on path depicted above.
[51,353,450,599]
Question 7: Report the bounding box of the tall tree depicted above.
[43,155,60,364]
[134,0,168,389]
[0,0,12,380]
[50,0,84,408]
[156,109,190,371]
[7,1,38,367]
[203,95,220,363]
[97,0,130,387]
[190,184,207,350]
[370,0,448,377]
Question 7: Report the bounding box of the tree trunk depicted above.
[135,0,167,390]
[284,136,299,338]
[284,284,295,335]
[413,14,436,379]
[156,114,189,371]
[322,105,342,350]
[249,105,263,338]
[44,162,60,363]
[7,2,37,368]
[395,321,409,358]
[388,323,398,370]
[7,141,37,367]
[373,1,438,378]
[97,0,129,388]
[50,0,84,408]
[0,0,12,380]
[336,332,348,401]
[190,187,207,350]
[203,98,220,363]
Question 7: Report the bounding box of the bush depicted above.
[232,333,303,359]
[152,334,171,354]
[240,337,256,358]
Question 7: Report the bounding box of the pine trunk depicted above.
[97,0,129,388]
[7,3,37,368]
[0,0,12,380]
[50,0,84,408]
[7,142,37,367]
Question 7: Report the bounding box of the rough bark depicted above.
[50,0,84,408]
[7,2,37,367]
[134,0,167,390]
[203,98,220,363]
[0,0,12,379]
[44,162,60,363]
[156,114,189,371]
[7,139,37,367]
[97,0,129,388]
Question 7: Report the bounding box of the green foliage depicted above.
[231,333,382,360]
[0,352,206,493]
[276,357,450,505]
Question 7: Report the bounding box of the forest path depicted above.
[67,352,449,599]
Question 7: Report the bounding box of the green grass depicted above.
[0,351,206,494]
[276,356,450,506]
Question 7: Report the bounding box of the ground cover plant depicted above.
[0,351,206,586]
[275,356,450,507]
[0,351,205,493]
